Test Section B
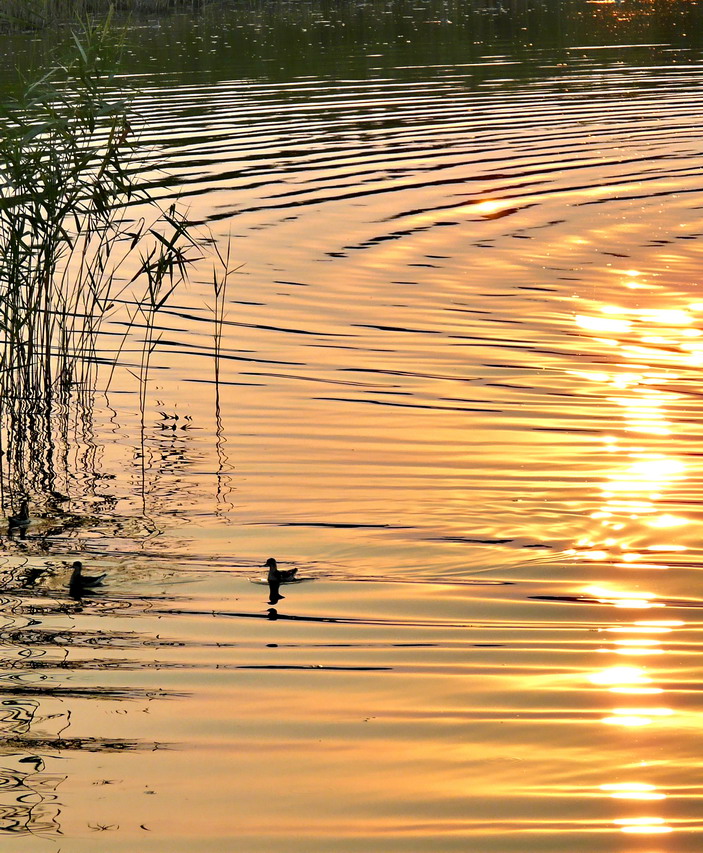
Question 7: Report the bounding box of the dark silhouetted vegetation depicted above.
[0,0,205,31]
[0,15,201,517]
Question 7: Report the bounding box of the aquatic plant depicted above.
[0,16,201,518]
[209,239,236,512]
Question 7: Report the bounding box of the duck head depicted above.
[264,557,277,570]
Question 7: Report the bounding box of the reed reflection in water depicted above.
[3,1,703,850]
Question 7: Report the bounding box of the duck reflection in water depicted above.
[264,557,297,605]
[268,582,284,605]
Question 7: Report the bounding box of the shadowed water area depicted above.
[3,0,703,848]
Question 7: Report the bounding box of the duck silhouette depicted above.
[264,557,297,604]
[264,557,298,584]
[8,500,30,537]
[68,560,106,596]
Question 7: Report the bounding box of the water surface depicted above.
[3,1,703,849]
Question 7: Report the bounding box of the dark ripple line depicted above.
[314,396,501,413]
[237,665,392,672]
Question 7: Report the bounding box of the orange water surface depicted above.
[3,1,703,850]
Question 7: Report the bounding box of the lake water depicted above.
[3,0,703,849]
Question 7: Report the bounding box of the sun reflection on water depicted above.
[600,782,665,801]
[571,295,701,566]
[569,286,703,845]
[582,585,659,609]
[614,816,673,834]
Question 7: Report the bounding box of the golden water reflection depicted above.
[601,782,665,801]
[571,287,703,846]
[614,816,673,834]
[573,296,699,563]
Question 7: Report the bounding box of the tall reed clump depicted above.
[0,15,200,517]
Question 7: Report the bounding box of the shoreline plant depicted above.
[0,15,201,519]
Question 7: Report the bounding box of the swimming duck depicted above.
[68,560,106,594]
[8,500,30,534]
[264,557,297,584]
